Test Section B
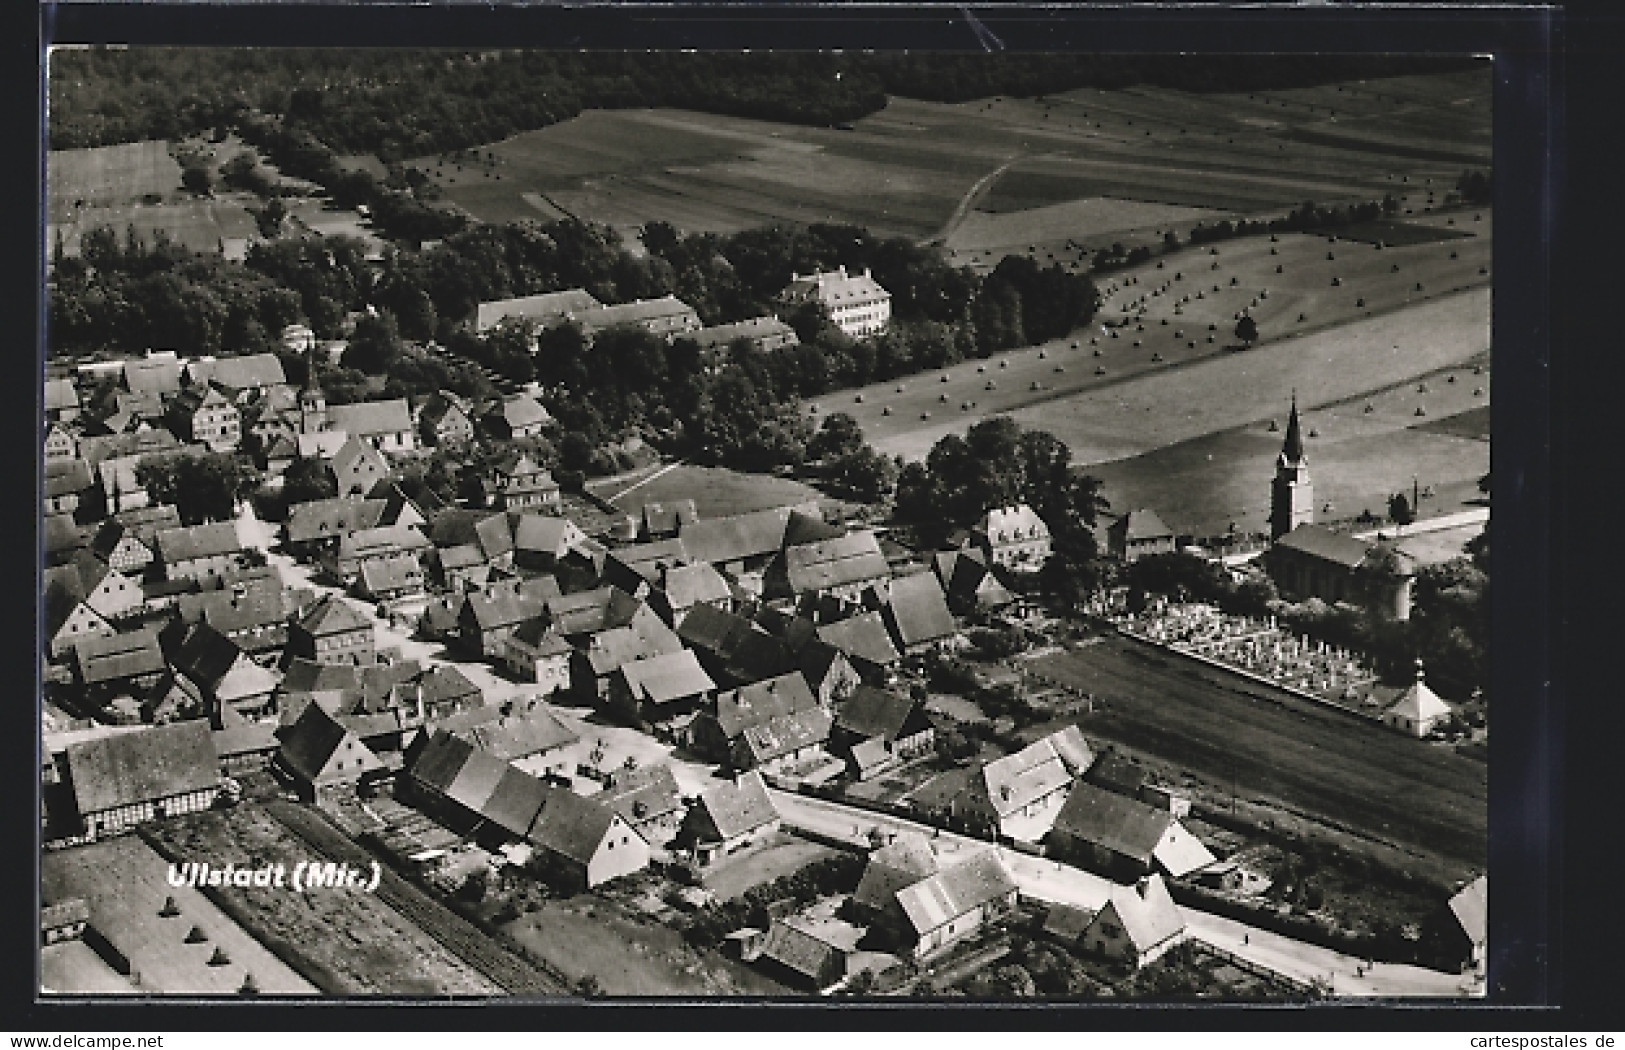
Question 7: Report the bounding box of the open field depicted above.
[588,463,831,519]
[40,940,139,995]
[1031,635,1486,875]
[944,197,1227,257]
[47,140,182,220]
[143,806,501,995]
[41,834,318,995]
[405,68,1487,242]
[49,198,261,258]
[701,832,838,901]
[504,895,790,996]
[1385,523,1485,567]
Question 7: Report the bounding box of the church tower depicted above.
[298,348,328,435]
[1270,394,1314,540]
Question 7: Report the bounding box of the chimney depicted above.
[1135,876,1152,899]
[837,265,847,278]
[863,267,872,279]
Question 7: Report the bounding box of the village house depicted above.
[453,700,579,768]
[691,672,821,764]
[185,352,288,400]
[424,510,516,573]
[415,664,487,721]
[1047,782,1215,880]
[83,566,145,626]
[972,505,1052,573]
[121,355,185,399]
[571,296,703,341]
[457,587,547,660]
[211,722,282,778]
[757,912,862,993]
[61,720,220,840]
[1082,874,1188,969]
[475,289,603,334]
[1107,508,1177,563]
[327,398,416,453]
[511,514,587,572]
[45,377,81,424]
[285,496,389,557]
[732,706,835,780]
[946,726,1095,841]
[331,436,392,497]
[1440,875,1488,972]
[332,522,431,584]
[601,538,692,597]
[648,561,735,628]
[494,454,561,511]
[155,621,281,727]
[675,503,824,596]
[597,763,686,847]
[1383,660,1453,737]
[74,626,168,696]
[887,849,1019,961]
[47,590,115,661]
[283,594,378,667]
[153,521,251,584]
[831,685,936,781]
[877,570,958,655]
[44,459,96,517]
[176,577,295,655]
[356,553,427,605]
[415,390,476,446]
[273,701,386,801]
[89,504,181,575]
[780,266,891,339]
[814,611,903,682]
[675,770,781,867]
[97,445,196,515]
[766,530,892,608]
[931,548,1016,615]
[165,385,242,453]
[639,500,700,541]
[795,639,863,708]
[852,832,942,924]
[44,423,79,464]
[569,611,684,703]
[500,619,574,695]
[401,731,516,834]
[525,786,651,890]
[481,393,553,440]
[607,648,717,730]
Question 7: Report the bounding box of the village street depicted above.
[769,789,1475,998]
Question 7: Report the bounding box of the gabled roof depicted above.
[975,504,1050,545]
[695,771,779,841]
[1094,874,1185,952]
[179,578,289,635]
[572,295,699,334]
[853,832,941,913]
[195,352,287,391]
[690,315,800,351]
[715,673,819,739]
[640,499,698,536]
[608,537,690,578]
[287,497,388,544]
[407,730,476,794]
[211,722,281,759]
[1113,508,1174,543]
[1387,662,1453,722]
[659,562,733,611]
[417,664,483,708]
[527,786,623,865]
[280,657,361,696]
[509,618,573,657]
[582,618,684,677]
[783,510,843,548]
[474,513,514,561]
[978,728,1093,819]
[817,612,902,667]
[297,593,373,637]
[332,436,390,486]
[1448,876,1488,946]
[497,394,553,431]
[278,701,381,784]
[1084,750,1147,798]
[894,850,1017,937]
[620,649,716,706]
[740,707,832,764]
[478,764,550,839]
[171,622,245,689]
[513,514,583,557]
[44,459,95,498]
[677,605,756,657]
[66,720,217,815]
[1273,524,1372,569]
[328,398,412,437]
[546,585,638,636]
[835,686,924,741]
[783,531,889,594]
[476,289,602,332]
[122,357,184,396]
[44,513,87,557]
[760,918,845,986]
[1051,782,1173,865]
[78,428,182,470]
[463,587,546,632]
[677,504,816,566]
[456,703,579,762]
[599,763,684,825]
[727,629,796,683]
[75,627,166,684]
[114,503,183,539]
[155,521,244,564]
[932,549,1014,609]
[45,377,80,413]
[884,572,957,648]
[358,554,425,594]
[342,523,431,560]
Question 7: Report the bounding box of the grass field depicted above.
[49,198,260,258]
[701,832,837,901]
[144,806,500,995]
[405,68,1488,243]
[588,463,831,520]
[41,834,319,995]
[47,140,182,221]
[1031,635,1486,876]
[504,896,790,996]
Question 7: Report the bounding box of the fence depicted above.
[1192,941,1319,997]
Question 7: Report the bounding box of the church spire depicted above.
[1280,391,1306,465]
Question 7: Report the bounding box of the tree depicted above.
[341,311,404,375]
[831,445,898,503]
[1235,315,1259,345]
[808,412,867,463]
[137,452,258,524]
[254,198,286,239]
[181,164,213,196]
[281,456,337,508]
[1387,492,1415,526]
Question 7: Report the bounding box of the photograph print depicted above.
[40,48,1491,1001]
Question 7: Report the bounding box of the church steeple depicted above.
[298,347,328,435]
[1270,391,1314,540]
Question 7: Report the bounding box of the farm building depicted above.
[1383,660,1453,737]
[283,593,377,667]
[931,548,1015,615]
[946,726,1094,841]
[331,436,392,498]
[481,393,554,440]
[796,639,862,707]
[639,499,699,541]
[45,568,113,661]
[649,562,735,628]
[456,586,547,659]
[1081,874,1188,969]
[211,722,282,777]
[512,514,588,572]
[878,571,958,654]
[972,505,1052,573]
[155,622,280,727]
[186,352,287,397]
[73,627,167,694]
[677,770,781,867]
[831,686,935,781]
[853,832,940,920]
[1106,508,1177,563]
[401,730,509,833]
[176,577,293,655]
[597,763,686,847]
[601,538,692,595]
[757,912,862,993]
[355,554,427,604]
[816,611,903,680]
[452,700,579,766]
[475,289,602,333]
[732,706,836,780]
[153,522,249,583]
[572,296,702,341]
[780,266,891,339]
[675,503,823,594]
[121,356,184,398]
[89,504,181,575]
[691,315,800,357]
[1047,782,1215,880]
[415,390,476,446]
[691,672,820,764]
[273,701,386,801]
[767,530,891,607]
[1266,524,1416,622]
[499,619,573,694]
[607,648,717,728]
[570,613,685,704]
[327,399,416,453]
[44,459,96,516]
[333,523,431,583]
[82,567,144,626]
[889,849,1018,961]
[62,720,220,839]
[44,378,81,423]
[415,664,486,720]
[526,785,650,890]
[285,496,388,554]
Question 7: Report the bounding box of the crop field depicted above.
[589,463,833,520]
[143,806,501,995]
[504,896,790,996]
[1031,635,1487,875]
[41,834,319,995]
[404,68,1488,244]
[944,197,1227,257]
[47,140,182,221]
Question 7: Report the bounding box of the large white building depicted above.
[781,266,891,339]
